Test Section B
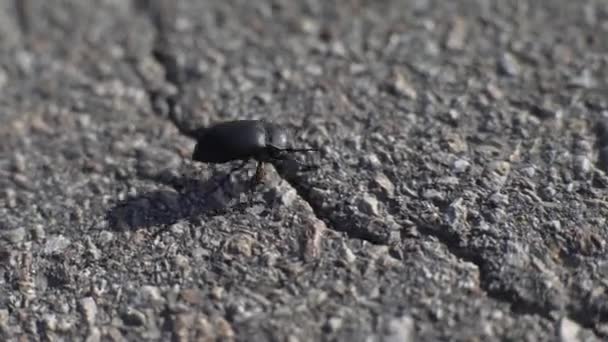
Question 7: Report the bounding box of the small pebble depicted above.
[569,68,596,89]
[0,67,7,90]
[32,224,46,241]
[488,161,511,176]
[57,316,75,332]
[445,16,467,50]
[44,314,58,331]
[486,83,503,100]
[86,238,101,260]
[453,159,470,173]
[422,189,444,202]
[79,297,97,326]
[262,251,280,267]
[357,194,380,216]
[98,231,114,245]
[106,327,124,341]
[12,173,33,190]
[383,315,415,342]
[214,316,235,339]
[85,327,101,342]
[489,192,509,206]
[173,313,195,340]
[574,139,592,154]
[2,227,26,244]
[210,286,224,301]
[521,166,536,178]
[170,222,188,236]
[545,220,562,232]
[193,314,214,338]
[386,71,417,99]
[16,50,34,74]
[573,155,591,176]
[180,288,204,305]
[43,235,71,255]
[280,188,297,207]
[225,234,254,257]
[559,317,581,342]
[438,176,459,185]
[141,286,164,304]
[447,109,460,121]
[373,173,395,198]
[445,198,467,225]
[325,317,343,332]
[174,254,190,270]
[287,335,300,342]
[364,153,382,168]
[122,307,146,326]
[4,188,17,208]
[499,52,520,76]
[540,186,557,201]
[339,240,357,264]
[12,152,26,172]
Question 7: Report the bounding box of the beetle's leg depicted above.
[244,162,264,206]
[297,163,322,172]
[254,161,266,185]
[249,161,265,191]
[268,146,323,173]
[267,144,318,160]
[281,147,319,153]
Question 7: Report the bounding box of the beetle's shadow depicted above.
[105,170,250,232]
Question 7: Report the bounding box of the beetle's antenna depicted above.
[267,144,319,156]
[281,147,319,153]
[297,164,323,172]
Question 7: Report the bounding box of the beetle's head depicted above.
[265,124,288,158]
[262,122,318,161]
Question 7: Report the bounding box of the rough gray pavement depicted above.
[1,0,607,341]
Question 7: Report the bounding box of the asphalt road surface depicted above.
[1,0,608,341]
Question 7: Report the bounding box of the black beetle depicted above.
[152,119,317,238]
[192,119,317,190]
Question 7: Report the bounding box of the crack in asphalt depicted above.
[13,0,30,36]
[410,216,602,338]
[412,218,545,311]
[138,0,196,140]
[275,170,390,245]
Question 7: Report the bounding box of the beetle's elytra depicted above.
[193,120,317,163]
[192,119,317,184]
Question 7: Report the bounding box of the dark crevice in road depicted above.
[594,120,608,172]
[135,0,197,140]
[276,170,390,245]
[410,217,602,338]
[13,0,31,36]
